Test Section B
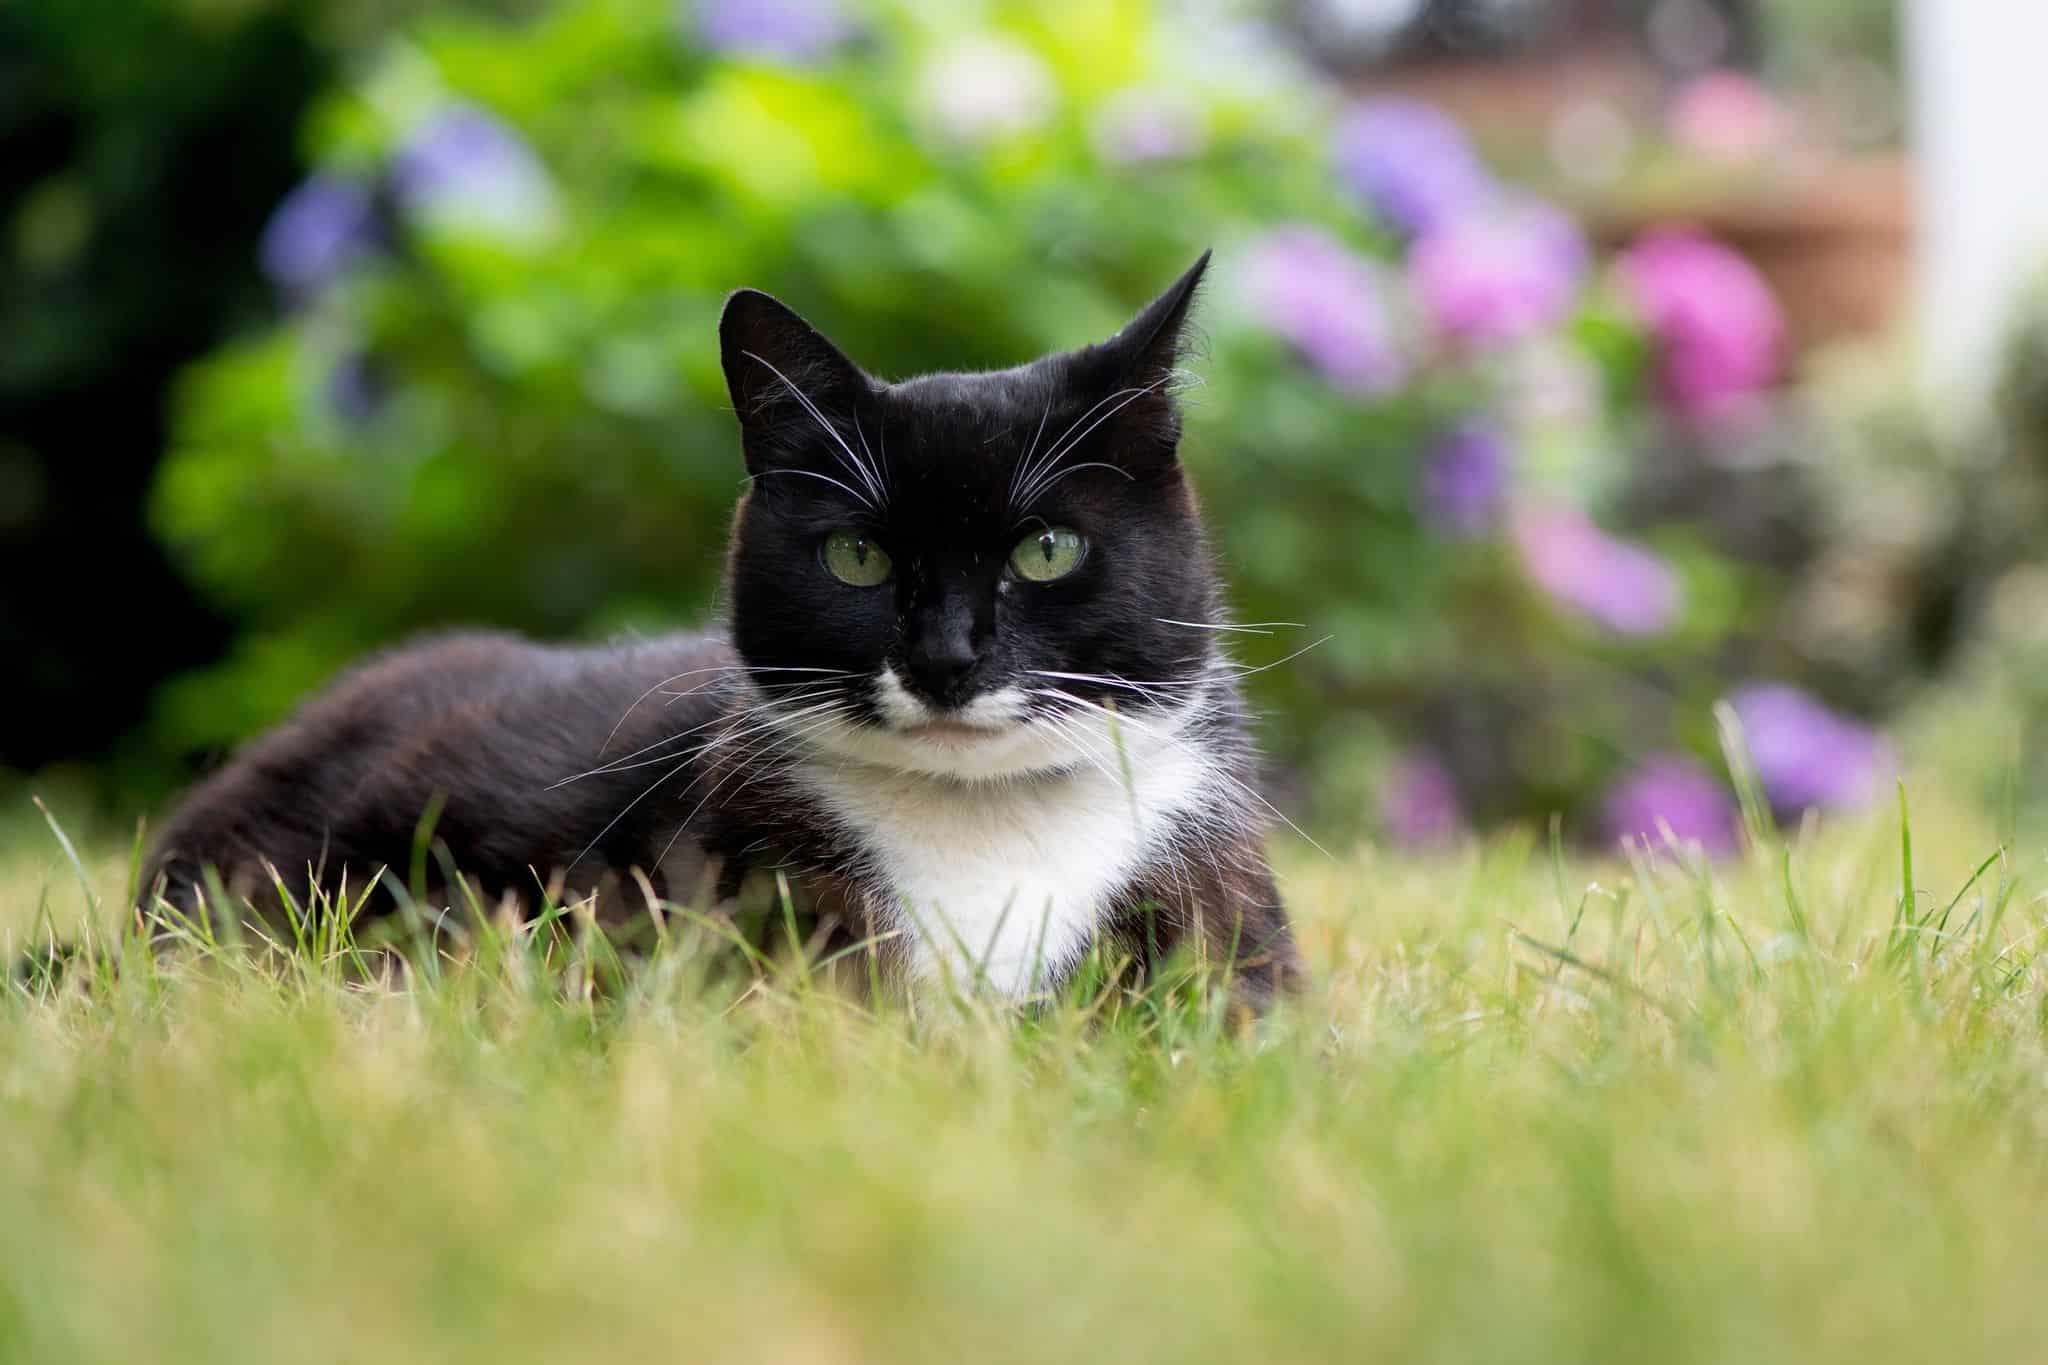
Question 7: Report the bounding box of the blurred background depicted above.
[6,0,2048,852]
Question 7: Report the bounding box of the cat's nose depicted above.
[906,611,982,706]
[906,636,978,705]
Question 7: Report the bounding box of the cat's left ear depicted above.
[1084,250,1210,467]
[1106,249,1209,376]
[719,289,873,476]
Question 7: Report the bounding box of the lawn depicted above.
[2,771,2045,1364]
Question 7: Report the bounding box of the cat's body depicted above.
[142,254,1299,1002]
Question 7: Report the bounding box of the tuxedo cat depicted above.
[142,253,1300,1003]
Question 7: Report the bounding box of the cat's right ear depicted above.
[719,290,871,467]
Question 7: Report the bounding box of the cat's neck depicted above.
[786,693,1232,995]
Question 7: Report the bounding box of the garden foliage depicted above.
[158,0,1889,840]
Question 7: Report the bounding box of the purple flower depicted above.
[1092,88,1206,164]
[1604,754,1740,857]
[1380,752,1464,848]
[1512,506,1682,636]
[325,351,384,427]
[692,0,849,62]
[1727,684,1893,815]
[1333,98,1493,237]
[1410,199,1588,348]
[1242,226,1405,394]
[1615,229,1783,420]
[1420,423,1510,538]
[392,104,558,241]
[259,174,378,296]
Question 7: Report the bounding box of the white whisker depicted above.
[1154,618,1307,635]
[1008,393,1057,507]
[1011,384,1147,510]
[1034,689,1328,859]
[1027,669,1203,703]
[1013,378,1169,511]
[557,692,853,877]
[1023,461,1136,498]
[650,701,857,869]
[556,686,850,787]
[586,664,850,773]
[567,751,694,871]
[660,667,855,705]
[1218,636,1332,679]
[1017,386,1134,500]
[740,348,885,506]
[595,664,739,758]
[852,411,888,501]
[1030,710,1128,793]
[603,697,857,874]
[750,467,875,507]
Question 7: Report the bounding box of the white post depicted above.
[1908,0,2048,403]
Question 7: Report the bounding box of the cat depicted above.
[139,252,1300,1005]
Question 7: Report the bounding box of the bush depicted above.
[156,0,1884,842]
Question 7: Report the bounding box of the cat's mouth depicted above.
[798,670,1154,782]
[896,717,1007,748]
[818,668,1081,779]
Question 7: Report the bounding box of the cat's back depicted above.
[143,629,738,911]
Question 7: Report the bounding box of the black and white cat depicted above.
[142,253,1300,1003]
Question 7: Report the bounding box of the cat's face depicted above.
[719,255,1227,781]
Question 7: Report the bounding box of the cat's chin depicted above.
[802,718,1086,783]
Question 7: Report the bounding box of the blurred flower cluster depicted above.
[1229,82,1874,850]
[162,0,1895,850]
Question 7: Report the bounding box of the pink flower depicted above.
[1409,199,1588,348]
[1615,229,1784,420]
[1513,506,1682,636]
[1668,70,1782,164]
[1380,752,1465,848]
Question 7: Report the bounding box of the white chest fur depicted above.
[795,735,1217,997]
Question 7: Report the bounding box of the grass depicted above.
[3,776,2047,1363]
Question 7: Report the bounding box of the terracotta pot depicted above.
[1590,157,1915,356]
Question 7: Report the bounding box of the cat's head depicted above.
[718,254,1228,781]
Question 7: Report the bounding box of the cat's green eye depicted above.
[822,530,893,587]
[1009,527,1086,583]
